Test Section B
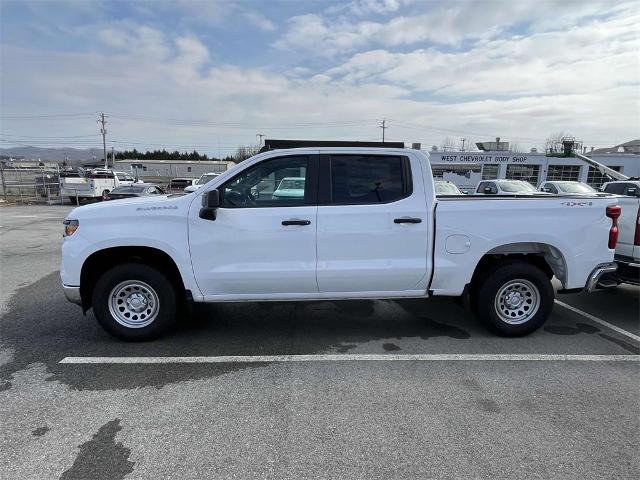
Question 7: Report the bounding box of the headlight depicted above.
[63,219,79,237]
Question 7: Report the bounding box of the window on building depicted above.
[187,167,192,173]
[547,165,581,182]
[506,165,540,185]
[482,164,499,179]
[587,166,622,188]
[431,164,481,180]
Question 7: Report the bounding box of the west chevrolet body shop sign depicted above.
[434,153,531,163]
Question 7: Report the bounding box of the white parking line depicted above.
[59,354,639,364]
[555,300,640,343]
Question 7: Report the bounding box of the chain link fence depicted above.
[0,165,207,205]
[0,166,65,205]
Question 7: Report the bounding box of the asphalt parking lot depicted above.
[1,204,639,479]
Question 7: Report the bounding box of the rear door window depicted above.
[329,155,410,204]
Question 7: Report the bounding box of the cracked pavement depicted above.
[1,205,638,479]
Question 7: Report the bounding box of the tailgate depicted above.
[616,197,640,259]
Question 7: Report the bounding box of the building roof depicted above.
[115,159,231,165]
[590,139,639,155]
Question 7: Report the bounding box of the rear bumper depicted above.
[615,255,640,286]
[585,262,618,292]
[62,285,82,305]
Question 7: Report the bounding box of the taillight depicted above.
[606,205,621,249]
[634,208,640,246]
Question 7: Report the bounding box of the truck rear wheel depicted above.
[471,260,554,336]
[92,263,178,341]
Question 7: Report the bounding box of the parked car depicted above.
[434,180,463,195]
[184,173,221,193]
[167,178,196,193]
[62,147,619,341]
[272,177,305,199]
[539,181,596,195]
[104,184,165,201]
[475,179,547,195]
[600,180,640,285]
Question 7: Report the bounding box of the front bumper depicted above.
[585,262,618,292]
[615,255,640,286]
[62,285,82,305]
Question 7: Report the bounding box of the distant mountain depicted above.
[0,146,106,162]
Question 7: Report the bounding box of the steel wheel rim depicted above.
[494,279,540,325]
[108,280,160,328]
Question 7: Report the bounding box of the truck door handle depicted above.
[394,218,422,224]
[282,219,311,226]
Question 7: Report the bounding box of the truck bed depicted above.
[430,194,618,295]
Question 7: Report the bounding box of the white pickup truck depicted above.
[61,169,135,204]
[61,147,620,340]
[601,180,640,285]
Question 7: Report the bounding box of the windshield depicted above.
[111,185,146,194]
[197,174,218,185]
[435,182,461,194]
[500,181,537,192]
[556,182,596,193]
[277,178,305,190]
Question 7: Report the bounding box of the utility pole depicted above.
[380,119,387,142]
[98,112,107,169]
[111,147,115,169]
[0,160,7,200]
[460,138,466,151]
[256,133,265,147]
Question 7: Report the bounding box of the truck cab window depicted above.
[329,155,408,204]
[221,156,309,208]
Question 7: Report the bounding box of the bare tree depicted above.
[510,142,523,153]
[440,136,457,152]
[545,131,571,154]
[233,145,260,163]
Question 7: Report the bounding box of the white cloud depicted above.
[274,0,629,55]
[243,11,276,32]
[328,0,414,16]
[328,11,640,100]
[2,2,639,154]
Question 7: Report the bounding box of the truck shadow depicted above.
[1,272,479,391]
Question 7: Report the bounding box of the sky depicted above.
[0,0,639,156]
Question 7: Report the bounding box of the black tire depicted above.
[92,263,178,341]
[471,260,554,337]
[69,196,80,205]
[101,190,110,201]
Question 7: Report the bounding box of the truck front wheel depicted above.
[92,263,178,341]
[471,261,554,336]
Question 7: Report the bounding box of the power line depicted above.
[0,112,95,119]
[0,133,100,139]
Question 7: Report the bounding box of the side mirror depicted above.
[627,187,638,197]
[199,189,220,220]
[541,187,551,193]
[484,186,494,194]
